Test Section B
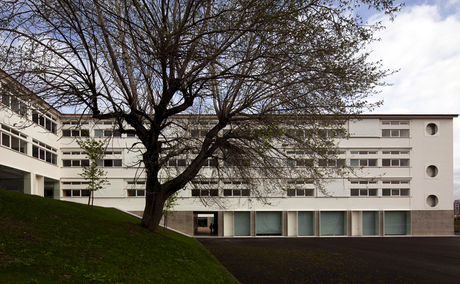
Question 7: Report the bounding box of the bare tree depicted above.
[0,0,401,233]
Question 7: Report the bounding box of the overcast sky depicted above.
[363,0,460,200]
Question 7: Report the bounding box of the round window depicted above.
[426,195,438,207]
[426,165,438,178]
[426,123,438,135]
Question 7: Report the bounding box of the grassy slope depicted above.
[0,190,237,284]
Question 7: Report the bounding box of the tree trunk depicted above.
[141,190,166,233]
[87,191,91,212]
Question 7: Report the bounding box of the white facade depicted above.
[0,73,457,236]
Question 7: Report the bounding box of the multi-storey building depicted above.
[0,70,457,237]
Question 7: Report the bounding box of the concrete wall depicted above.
[411,210,454,236]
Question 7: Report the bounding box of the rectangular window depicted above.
[320,211,346,236]
[298,212,315,236]
[382,129,410,137]
[385,211,410,235]
[362,211,379,236]
[351,189,377,196]
[234,212,251,236]
[287,188,314,197]
[256,212,282,236]
[94,130,104,137]
[2,133,10,147]
[382,189,410,196]
[382,159,409,167]
[351,159,377,167]
[1,94,10,106]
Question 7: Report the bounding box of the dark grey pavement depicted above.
[198,236,460,284]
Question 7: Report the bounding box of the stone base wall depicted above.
[162,211,194,236]
[411,210,454,236]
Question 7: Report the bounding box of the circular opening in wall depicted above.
[426,195,438,207]
[426,165,438,177]
[426,123,438,135]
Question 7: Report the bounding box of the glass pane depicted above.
[391,130,399,137]
[223,189,232,196]
[11,136,19,151]
[298,211,314,236]
[350,189,359,196]
[72,190,81,197]
[63,190,71,197]
[127,190,136,197]
[382,189,390,196]
[137,190,145,196]
[320,211,345,236]
[400,130,410,137]
[234,212,251,236]
[256,212,282,236]
[350,159,359,167]
[1,133,10,147]
[94,130,103,137]
[400,159,409,167]
[363,211,378,235]
[32,145,39,158]
[368,159,377,167]
[382,159,390,166]
[385,211,408,235]
[382,130,390,137]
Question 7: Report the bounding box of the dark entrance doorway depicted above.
[193,211,219,236]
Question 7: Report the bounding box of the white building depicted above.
[1,71,457,237]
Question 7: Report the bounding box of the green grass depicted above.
[0,190,237,284]
[455,218,460,232]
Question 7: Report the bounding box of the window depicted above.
[426,123,438,135]
[381,121,409,125]
[350,159,377,167]
[62,129,89,137]
[287,188,314,197]
[1,125,28,155]
[382,159,409,167]
[350,180,377,184]
[350,189,377,196]
[191,189,218,196]
[382,150,410,155]
[167,159,187,167]
[382,180,410,184]
[63,189,90,197]
[127,189,146,197]
[94,129,104,137]
[32,110,57,133]
[350,151,377,155]
[127,180,146,185]
[319,159,345,167]
[382,189,410,196]
[223,189,250,196]
[382,129,410,137]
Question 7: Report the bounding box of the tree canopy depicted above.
[0,0,401,232]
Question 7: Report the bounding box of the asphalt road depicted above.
[198,236,460,284]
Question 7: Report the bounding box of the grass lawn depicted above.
[0,190,237,284]
[455,218,460,232]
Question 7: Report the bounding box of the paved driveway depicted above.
[198,237,460,284]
